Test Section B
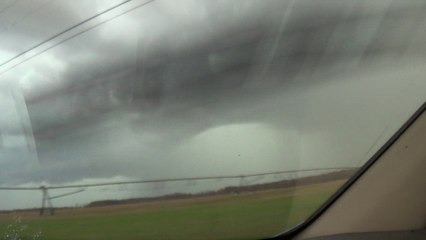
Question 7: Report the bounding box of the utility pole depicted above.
[39,186,54,215]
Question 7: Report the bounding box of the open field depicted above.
[0,180,344,240]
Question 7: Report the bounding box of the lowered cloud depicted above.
[0,0,426,209]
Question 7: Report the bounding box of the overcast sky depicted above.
[0,0,426,209]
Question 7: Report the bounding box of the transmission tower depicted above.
[39,186,54,215]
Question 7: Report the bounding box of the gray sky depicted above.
[0,0,426,209]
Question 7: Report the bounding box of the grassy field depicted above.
[0,180,344,240]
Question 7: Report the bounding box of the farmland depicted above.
[0,180,344,240]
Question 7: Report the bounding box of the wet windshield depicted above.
[0,0,426,239]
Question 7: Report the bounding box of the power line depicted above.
[0,186,41,190]
[0,0,155,77]
[49,188,85,200]
[0,0,132,68]
[0,167,355,191]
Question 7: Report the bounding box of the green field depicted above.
[0,181,343,240]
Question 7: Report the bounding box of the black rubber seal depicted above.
[264,101,426,240]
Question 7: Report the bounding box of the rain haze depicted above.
[1,0,426,210]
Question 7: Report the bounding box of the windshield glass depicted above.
[1,0,425,239]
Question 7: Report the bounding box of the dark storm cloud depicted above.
[22,0,294,140]
[0,0,292,184]
[1,0,426,188]
[26,0,426,134]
